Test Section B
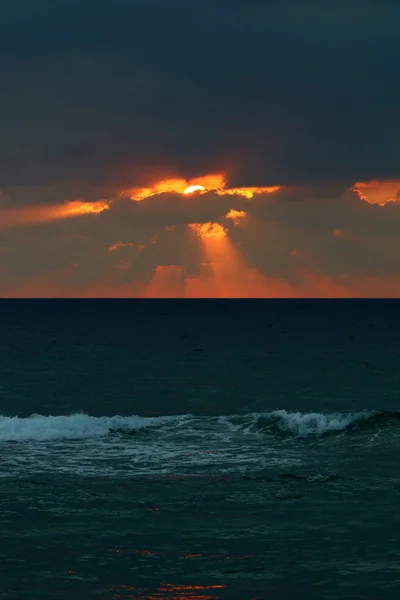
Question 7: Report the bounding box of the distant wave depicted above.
[0,409,397,442]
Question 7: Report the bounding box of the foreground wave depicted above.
[0,409,398,477]
[0,409,397,442]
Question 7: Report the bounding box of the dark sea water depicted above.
[1,299,400,599]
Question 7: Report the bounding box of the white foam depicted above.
[0,411,303,477]
[271,409,375,436]
[0,413,191,442]
[0,409,377,442]
[0,409,376,478]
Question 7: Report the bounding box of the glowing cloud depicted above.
[0,200,109,231]
[352,180,400,205]
[127,173,280,201]
[129,178,190,200]
[225,209,248,224]
[189,222,227,241]
[62,200,109,216]
[223,186,280,199]
[184,185,206,194]
[108,241,139,252]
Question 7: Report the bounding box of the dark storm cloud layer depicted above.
[2,186,400,297]
[1,0,399,194]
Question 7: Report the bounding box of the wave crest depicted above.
[0,413,190,442]
[0,409,398,443]
[268,409,376,436]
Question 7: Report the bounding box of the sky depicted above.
[1,0,400,298]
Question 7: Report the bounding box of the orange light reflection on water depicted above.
[110,583,225,600]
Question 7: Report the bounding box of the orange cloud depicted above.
[62,200,109,216]
[3,176,400,299]
[225,209,248,224]
[189,222,227,241]
[0,200,109,230]
[351,180,400,205]
[108,241,139,252]
[126,173,280,201]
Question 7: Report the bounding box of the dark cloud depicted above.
[108,192,237,226]
[2,184,400,297]
[0,0,399,191]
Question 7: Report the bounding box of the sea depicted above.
[1,299,400,599]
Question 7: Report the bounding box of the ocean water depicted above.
[1,299,400,599]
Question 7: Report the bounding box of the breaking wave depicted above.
[0,413,190,442]
[0,409,398,477]
[0,409,397,442]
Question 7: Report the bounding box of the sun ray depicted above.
[143,265,185,298]
[187,221,254,297]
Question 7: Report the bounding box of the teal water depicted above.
[1,300,400,599]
